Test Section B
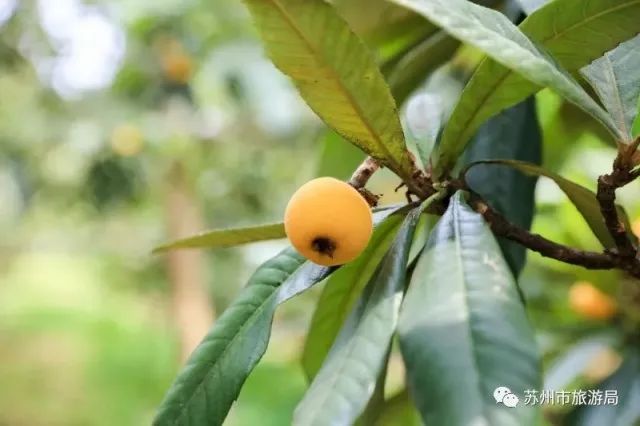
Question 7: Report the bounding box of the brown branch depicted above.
[349,154,433,207]
[349,156,380,189]
[468,195,640,279]
[348,156,381,207]
[470,193,640,278]
[596,137,640,258]
[468,196,616,270]
[597,174,635,256]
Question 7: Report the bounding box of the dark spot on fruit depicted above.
[311,237,336,258]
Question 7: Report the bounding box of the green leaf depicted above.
[153,249,332,426]
[404,93,443,168]
[333,0,434,59]
[464,97,541,277]
[316,129,365,180]
[294,207,424,426]
[402,65,467,169]
[407,212,437,264]
[302,213,405,379]
[375,390,422,426]
[466,159,632,249]
[398,192,541,426]
[566,352,640,426]
[356,355,389,426]
[243,0,413,181]
[153,189,400,255]
[581,34,640,142]
[386,32,460,106]
[413,0,640,174]
[515,0,548,14]
[391,0,620,177]
[152,223,285,253]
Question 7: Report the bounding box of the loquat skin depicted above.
[568,281,617,320]
[284,177,373,266]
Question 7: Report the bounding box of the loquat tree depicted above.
[152,0,640,425]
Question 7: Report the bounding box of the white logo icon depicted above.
[494,386,519,408]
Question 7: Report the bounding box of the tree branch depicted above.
[596,137,640,258]
[349,156,380,189]
[348,156,381,207]
[349,154,433,206]
[468,196,616,269]
[467,194,640,279]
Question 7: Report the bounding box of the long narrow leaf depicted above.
[387,32,460,106]
[464,97,541,276]
[333,0,433,58]
[153,223,285,253]
[243,0,413,181]
[403,64,467,169]
[302,213,405,379]
[398,192,541,426]
[581,34,640,142]
[153,249,331,426]
[393,0,621,162]
[294,205,426,425]
[153,195,400,254]
[405,0,640,174]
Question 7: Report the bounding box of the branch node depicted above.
[597,150,638,259]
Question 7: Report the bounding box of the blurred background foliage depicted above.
[0,0,639,425]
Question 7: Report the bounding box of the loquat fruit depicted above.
[156,38,193,84]
[632,218,640,238]
[568,281,617,320]
[162,51,193,84]
[284,177,373,266]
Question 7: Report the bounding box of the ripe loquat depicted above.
[162,51,193,84]
[632,218,640,238]
[568,281,617,320]
[156,38,193,84]
[284,177,373,266]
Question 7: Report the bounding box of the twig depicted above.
[469,196,617,270]
[596,137,640,258]
[348,157,381,207]
[349,157,380,189]
[467,195,640,279]
[349,154,432,206]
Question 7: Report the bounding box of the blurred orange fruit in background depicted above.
[568,281,617,320]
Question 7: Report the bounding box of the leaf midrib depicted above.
[171,276,285,424]
[442,0,640,166]
[267,0,407,177]
[154,223,285,252]
[602,55,629,138]
[542,1,640,45]
[451,201,492,424]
